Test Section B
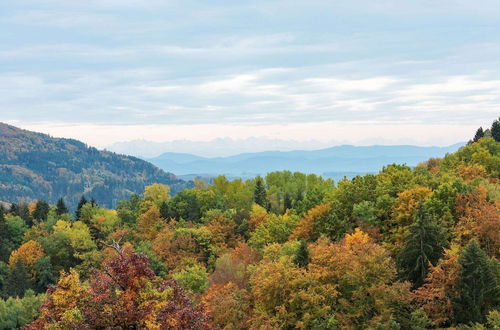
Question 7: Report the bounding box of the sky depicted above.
[1,0,499,150]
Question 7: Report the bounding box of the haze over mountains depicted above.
[146,143,465,181]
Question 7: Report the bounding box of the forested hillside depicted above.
[0,123,189,209]
[0,120,498,329]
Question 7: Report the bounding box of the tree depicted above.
[7,260,31,298]
[137,205,164,241]
[144,183,170,206]
[75,195,87,220]
[33,256,55,293]
[55,198,68,216]
[27,249,213,329]
[397,207,446,288]
[491,118,500,142]
[172,264,209,294]
[453,240,499,325]
[473,127,485,142]
[32,201,49,222]
[253,176,268,208]
[294,240,310,268]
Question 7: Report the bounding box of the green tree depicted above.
[397,207,446,288]
[294,240,310,268]
[491,118,500,142]
[33,256,55,293]
[55,198,68,216]
[7,260,32,298]
[453,240,499,325]
[32,200,49,222]
[473,127,485,143]
[253,176,268,208]
[75,195,87,220]
[172,264,209,294]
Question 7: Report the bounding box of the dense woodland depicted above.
[0,123,189,209]
[0,119,499,329]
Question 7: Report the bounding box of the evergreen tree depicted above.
[473,127,485,142]
[90,197,98,207]
[34,256,55,293]
[0,209,9,262]
[7,260,31,298]
[32,200,49,222]
[0,261,8,298]
[453,240,499,325]
[492,118,500,142]
[254,176,267,208]
[294,240,310,268]
[75,195,87,220]
[283,192,293,212]
[397,207,446,288]
[159,201,171,220]
[55,198,68,216]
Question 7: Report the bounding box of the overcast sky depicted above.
[1,0,499,148]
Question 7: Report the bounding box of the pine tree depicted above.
[453,240,499,325]
[159,201,171,221]
[473,127,485,142]
[253,176,267,208]
[7,260,31,298]
[32,200,49,222]
[397,207,446,288]
[90,197,98,207]
[491,118,500,142]
[75,195,87,220]
[294,240,310,268]
[56,198,68,216]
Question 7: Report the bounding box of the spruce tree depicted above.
[7,260,31,298]
[253,177,268,208]
[473,127,485,142]
[294,240,310,268]
[32,200,49,222]
[397,207,446,288]
[34,256,55,293]
[453,240,499,325]
[491,118,500,142]
[0,209,9,262]
[56,198,68,216]
[75,195,87,220]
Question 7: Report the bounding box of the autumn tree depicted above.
[27,249,213,329]
[137,204,164,241]
[397,207,446,288]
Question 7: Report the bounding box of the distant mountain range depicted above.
[146,144,465,181]
[0,123,189,209]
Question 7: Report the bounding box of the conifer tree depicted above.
[32,201,49,222]
[55,198,68,216]
[492,118,500,142]
[473,127,485,142]
[283,192,293,212]
[34,256,55,293]
[75,195,87,220]
[294,240,310,268]
[397,207,446,288]
[0,208,9,262]
[7,260,31,298]
[254,177,268,208]
[453,240,499,325]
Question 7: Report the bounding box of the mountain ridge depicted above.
[0,122,189,208]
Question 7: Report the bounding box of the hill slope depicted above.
[147,143,465,180]
[0,123,189,208]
